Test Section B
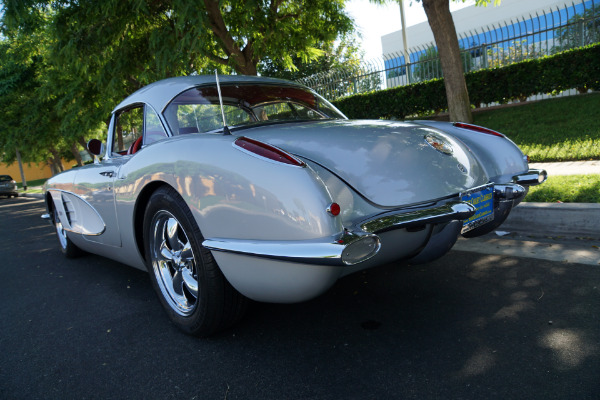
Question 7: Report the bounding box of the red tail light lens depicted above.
[234,137,305,167]
[327,202,341,216]
[453,122,505,138]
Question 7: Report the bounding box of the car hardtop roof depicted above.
[113,75,303,113]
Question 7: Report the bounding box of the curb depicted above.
[21,192,44,199]
[501,202,600,238]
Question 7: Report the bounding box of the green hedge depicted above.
[333,43,600,119]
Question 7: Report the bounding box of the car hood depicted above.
[241,120,488,207]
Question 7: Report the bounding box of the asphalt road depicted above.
[1,197,599,400]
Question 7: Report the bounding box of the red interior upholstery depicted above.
[127,136,143,155]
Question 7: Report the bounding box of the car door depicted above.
[79,105,145,247]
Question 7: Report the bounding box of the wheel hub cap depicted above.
[150,211,199,316]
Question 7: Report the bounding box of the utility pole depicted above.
[399,0,411,84]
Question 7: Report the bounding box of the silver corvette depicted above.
[43,75,547,336]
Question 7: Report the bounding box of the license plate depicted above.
[460,185,494,233]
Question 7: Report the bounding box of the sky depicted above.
[345,0,476,60]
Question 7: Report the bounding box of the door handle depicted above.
[99,171,115,178]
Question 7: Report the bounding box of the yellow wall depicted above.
[0,161,54,183]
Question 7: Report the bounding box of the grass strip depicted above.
[17,178,47,191]
[472,93,600,162]
[524,174,600,203]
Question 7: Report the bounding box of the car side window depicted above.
[145,106,168,145]
[113,106,144,155]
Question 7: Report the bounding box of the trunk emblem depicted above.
[457,163,467,174]
[424,133,453,155]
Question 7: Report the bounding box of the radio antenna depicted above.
[214,70,231,135]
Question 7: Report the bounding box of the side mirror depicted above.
[87,139,104,156]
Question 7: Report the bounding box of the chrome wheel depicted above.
[52,205,83,257]
[144,186,247,336]
[149,210,198,316]
[54,209,68,249]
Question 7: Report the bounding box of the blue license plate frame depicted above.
[460,185,494,234]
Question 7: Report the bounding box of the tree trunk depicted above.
[70,143,84,166]
[15,149,27,190]
[49,148,64,174]
[77,136,94,159]
[422,0,473,123]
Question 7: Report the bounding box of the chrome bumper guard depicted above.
[513,169,547,186]
[494,183,527,201]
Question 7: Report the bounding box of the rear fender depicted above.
[118,135,344,243]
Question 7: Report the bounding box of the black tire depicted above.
[143,186,247,337]
[53,207,84,258]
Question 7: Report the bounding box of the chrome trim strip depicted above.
[360,201,477,234]
[513,169,547,186]
[203,232,380,266]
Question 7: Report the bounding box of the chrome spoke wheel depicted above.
[144,186,247,336]
[54,209,68,249]
[150,210,199,316]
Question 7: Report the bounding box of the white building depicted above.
[381,0,586,57]
[379,0,597,88]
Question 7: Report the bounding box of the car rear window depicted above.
[0,175,13,182]
[163,83,346,135]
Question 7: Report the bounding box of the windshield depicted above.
[0,175,13,182]
[163,83,346,135]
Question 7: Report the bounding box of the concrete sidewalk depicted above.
[454,160,600,263]
[530,160,600,176]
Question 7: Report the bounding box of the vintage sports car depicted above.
[43,75,547,336]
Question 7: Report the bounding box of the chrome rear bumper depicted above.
[204,199,479,266]
[204,182,533,267]
[203,231,381,267]
[360,201,476,234]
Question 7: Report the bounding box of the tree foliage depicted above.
[0,18,74,172]
[0,0,354,170]
[259,34,363,81]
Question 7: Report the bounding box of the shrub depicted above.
[332,43,600,119]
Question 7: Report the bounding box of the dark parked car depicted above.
[0,175,18,198]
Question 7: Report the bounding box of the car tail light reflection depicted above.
[453,122,505,138]
[234,137,305,167]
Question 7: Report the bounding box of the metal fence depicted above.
[298,0,600,101]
